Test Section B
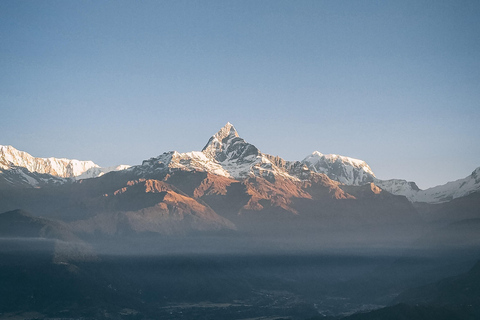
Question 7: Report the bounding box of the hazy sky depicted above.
[1,0,479,189]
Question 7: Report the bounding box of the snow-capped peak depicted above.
[202,122,241,160]
[214,122,239,141]
[141,123,300,181]
[205,122,239,146]
[374,166,480,203]
[201,123,260,163]
[302,151,375,185]
[0,145,129,187]
[0,145,98,178]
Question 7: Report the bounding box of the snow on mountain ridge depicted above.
[202,122,259,163]
[374,167,480,203]
[141,123,301,181]
[141,150,231,177]
[300,151,480,203]
[0,145,98,178]
[201,122,239,160]
[302,151,375,185]
[75,165,132,180]
[0,145,129,186]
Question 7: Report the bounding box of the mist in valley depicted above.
[1,203,479,320]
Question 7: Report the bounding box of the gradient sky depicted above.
[1,0,479,189]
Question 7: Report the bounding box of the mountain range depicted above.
[1,123,479,203]
[0,122,478,241]
[0,144,129,188]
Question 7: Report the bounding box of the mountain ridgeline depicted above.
[0,122,479,247]
[2,123,479,200]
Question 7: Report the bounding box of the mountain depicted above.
[375,167,480,203]
[394,259,480,310]
[0,209,77,240]
[0,172,237,237]
[300,150,480,205]
[0,145,130,188]
[344,259,480,320]
[69,178,236,236]
[299,149,480,205]
[140,122,302,182]
[335,303,464,320]
[302,151,375,185]
[0,209,95,263]
[0,165,66,189]
[306,259,480,320]
[0,145,98,177]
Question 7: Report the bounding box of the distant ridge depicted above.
[0,145,130,187]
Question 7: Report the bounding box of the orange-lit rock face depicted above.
[239,176,311,214]
[74,177,236,235]
[110,179,172,196]
[193,174,235,198]
[369,183,382,194]
[301,173,355,200]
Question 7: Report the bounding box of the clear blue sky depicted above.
[1,0,479,189]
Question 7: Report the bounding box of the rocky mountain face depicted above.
[68,178,236,236]
[141,122,302,182]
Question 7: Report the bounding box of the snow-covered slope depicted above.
[75,165,131,180]
[302,151,375,185]
[0,145,98,178]
[299,151,480,203]
[0,145,129,187]
[141,123,300,182]
[375,167,480,203]
[0,166,66,188]
[140,150,231,177]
